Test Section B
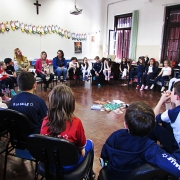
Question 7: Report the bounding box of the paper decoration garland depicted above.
[0,21,87,41]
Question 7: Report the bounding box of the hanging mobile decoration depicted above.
[76,33,79,41]
[32,25,37,34]
[40,26,44,35]
[55,25,59,34]
[37,26,41,34]
[47,25,52,34]
[20,23,25,32]
[79,34,82,41]
[5,22,10,31]
[1,22,5,33]
[51,25,55,33]
[24,24,29,33]
[44,26,48,34]
[10,21,16,30]
[71,33,75,40]
[64,30,68,38]
[15,21,20,29]
[67,31,71,39]
[84,33,87,41]
[28,24,32,33]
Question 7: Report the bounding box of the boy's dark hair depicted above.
[125,102,155,136]
[4,58,12,65]
[17,72,36,91]
[173,81,180,97]
[71,57,77,61]
[94,56,100,60]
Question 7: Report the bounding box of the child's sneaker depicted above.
[136,85,139,90]
[105,76,107,81]
[140,85,144,91]
[150,84,154,89]
[98,84,101,87]
[10,89,17,96]
[161,86,165,92]
[2,95,11,102]
[129,80,133,84]
[144,86,148,90]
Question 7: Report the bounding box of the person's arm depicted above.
[76,62,80,68]
[99,63,103,74]
[142,143,180,177]
[52,57,58,69]
[152,66,158,75]
[158,69,163,76]
[127,64,130,72]
[14,61,23,72]
[35,60,42,74]
[63,59,67,68]
[26,59,30,70]
[76,119,87,157]
[154,92,171,117]
[119,64,122,72]
[69,62,75,69]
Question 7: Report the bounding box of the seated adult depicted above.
[14,48,30,76]
[35,51,54,91]
[8,72,48,134]
[40,85,94,173]
[100,102,180,180]
[53,50,67,82]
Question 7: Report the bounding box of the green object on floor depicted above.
[104,103,122,111]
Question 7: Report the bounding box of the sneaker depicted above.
[129,80,133,84]
[10,89,17,96]
[150,84,154,89]
[107,77,110,81]
[144,86,148,90]
[98,84,101,87]
[105,76,107,81]
[63,80,67,82]
[166,90,171,93]
[2,95,11,102]
[161,86,165,92]
[136,85,139,90]
[58,80,60,83]
[140,85,144,91]
[73,75,77,79]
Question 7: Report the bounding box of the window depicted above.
[161,5,180,63]
[108,13,132,60]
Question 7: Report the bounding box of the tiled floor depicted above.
[0,80,163,180]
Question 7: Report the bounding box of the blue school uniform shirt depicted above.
[156,106,180,148]
[101,129,180,180]
[52,57,67,70]
[8,92,48,134]
[92,62,103,74]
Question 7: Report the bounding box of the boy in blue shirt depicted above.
[9,72,48,134]
[101,102,180,180]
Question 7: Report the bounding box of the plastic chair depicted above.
[98,163,178,180]
[27,134,94,180]
[0,108,37,180]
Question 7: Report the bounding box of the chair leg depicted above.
[3,145,9,180]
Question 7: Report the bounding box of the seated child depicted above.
[167,62,180,92]
[4,58,17,95]
[0,62,16,96]
[129,57,145,89]
[103,58,111,81]
[81,57,90,81]
[40,85,94,173]
[140,58,158,90]
[119,57,130,79]
[91,56,103,87]
[150,60,171,92]
[100,101,180,180]
[68,57,80,79]
[150,81,180,152]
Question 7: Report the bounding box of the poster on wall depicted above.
[74,42,82,53]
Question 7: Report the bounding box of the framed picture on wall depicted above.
[74,42,82,53]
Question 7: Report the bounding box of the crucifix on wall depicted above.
[34,0,41,15]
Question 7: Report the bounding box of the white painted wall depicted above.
[103,0,180,61]
[0,0,104,60]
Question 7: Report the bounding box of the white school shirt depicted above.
[148,66,153,73]
[162,67,171,76]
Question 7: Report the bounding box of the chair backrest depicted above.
[126,163,178,180]
[27,134,79,166]
[0,108,33,149]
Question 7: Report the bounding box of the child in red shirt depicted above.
[0,62,16,96]
[40,84,94,173]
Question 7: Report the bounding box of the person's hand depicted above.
[159,91,171,104]
[80,148,85,157]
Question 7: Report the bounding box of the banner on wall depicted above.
[0,21,87,41]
